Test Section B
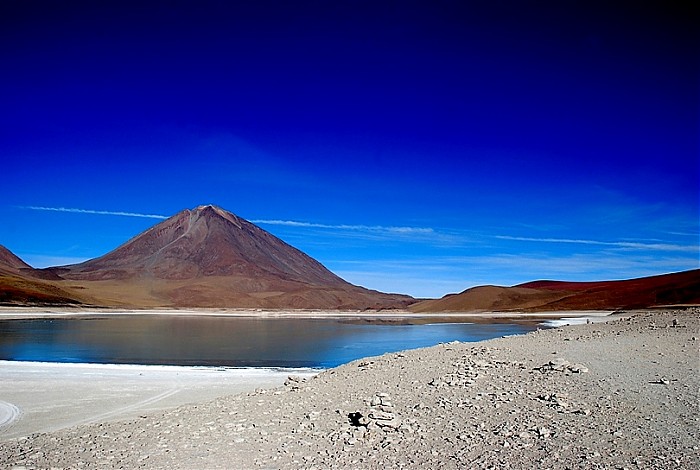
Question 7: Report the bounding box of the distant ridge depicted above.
[410,270,700,312]
[0,244,82,306]
[0,245,32,273]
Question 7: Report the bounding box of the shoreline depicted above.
[0,359,322,373]
[0,306,618,322]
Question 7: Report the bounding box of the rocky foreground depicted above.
[2,309,698,469]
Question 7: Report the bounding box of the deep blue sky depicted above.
[1,1,697,298]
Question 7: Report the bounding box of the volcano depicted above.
[49,205,414,309]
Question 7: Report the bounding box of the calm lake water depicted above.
[0,316,540,368]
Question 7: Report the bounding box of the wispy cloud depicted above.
[496,235,698,253]
[22,206,168,219]
[250,219,434,235]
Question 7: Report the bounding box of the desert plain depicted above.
[0,307,697,469]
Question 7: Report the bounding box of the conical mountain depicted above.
[65,205,347,285]
[59,205,413,309]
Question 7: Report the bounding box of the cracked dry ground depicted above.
[2,308,698,469]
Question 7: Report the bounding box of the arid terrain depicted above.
[0,308,697,469]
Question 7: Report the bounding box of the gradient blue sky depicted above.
[1,1,698,298]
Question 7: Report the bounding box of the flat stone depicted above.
[375,419,401,429]
[369,410,395,421]
[549,358,570,370]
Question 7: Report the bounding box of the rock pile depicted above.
[368,393,400,431]
[345,392,409,446]
[348,393,400,431]
[536,357,589,374]
[427,353,510,388]
[283,375,307,391]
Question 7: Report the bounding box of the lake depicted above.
[0,315,541,368]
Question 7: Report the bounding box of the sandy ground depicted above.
[0,308,697,469]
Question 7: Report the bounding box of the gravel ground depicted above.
[1,308,697,469]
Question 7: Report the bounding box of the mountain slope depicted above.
[411,269,700,312]
[410,285,569,313]
[0,245,83,306]
[0,245,32,273]
[515,270,700,310]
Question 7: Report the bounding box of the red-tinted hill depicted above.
[411,270,700,312]
[0,244,32,273]
[516,270,700,310]
[0,245,83,306]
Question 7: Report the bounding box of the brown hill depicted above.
[0,244,32,273]
[410,285,569,313]
[49,205,413,309]
[411,269,700,312]
[0,245,83,306]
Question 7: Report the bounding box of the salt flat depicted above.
[0,361,316,440]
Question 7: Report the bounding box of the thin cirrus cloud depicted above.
[250,219,435,235]
[21,206,168,219]
[495,235,698,253]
